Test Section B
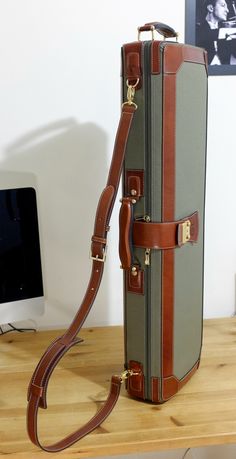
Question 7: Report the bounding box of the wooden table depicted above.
[1,318,236,458]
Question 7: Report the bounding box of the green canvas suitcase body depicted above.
[120,22,208,402]
[27,22,208,451]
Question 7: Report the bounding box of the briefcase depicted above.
[27,22,208,451]
[120,22,208,402]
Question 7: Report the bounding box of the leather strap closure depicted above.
[133,211,199,250]
[119,211,199,271]
[90,185,114,261]
[27,104,137,452]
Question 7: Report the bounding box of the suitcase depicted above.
[27,22,208,451]
[120,22,208,402]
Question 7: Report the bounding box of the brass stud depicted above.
[131,266,138,277]
[131,199,137,204]
[131,189,137,196]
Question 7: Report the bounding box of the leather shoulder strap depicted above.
[27,104,136,451]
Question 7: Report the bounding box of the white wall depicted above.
[0,0,235,329]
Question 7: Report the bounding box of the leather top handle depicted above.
[138,22,178,40]
[119,197,135,270]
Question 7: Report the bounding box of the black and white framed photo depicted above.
[185,0,236,75]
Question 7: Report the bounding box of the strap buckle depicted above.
[122,79,139,110]
[90,245,107,263]
[181,220,191,244]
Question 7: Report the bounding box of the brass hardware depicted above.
[181,220,191,244]
[138,25,155,41]
[145,248,151,266]
[90,245,107,263]
[135,215,151,222]
[119,197,137,204]
[163,33,179,42]
[131,189,137,196]
[119,369,140,383]
[131,266,138,277]
[138,26,179,42]
[122,79,139,109]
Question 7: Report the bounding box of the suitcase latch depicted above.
[181,220,191,244]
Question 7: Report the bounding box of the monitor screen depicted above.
[0,187,44,303]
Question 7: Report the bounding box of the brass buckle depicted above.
[181,220,191,244]
[90,246,107,263]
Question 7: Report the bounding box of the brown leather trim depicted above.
[163,44,207,74]
[133,211,199,249]
[151,43,207,76]
[162,374,179,401]
[126,265,144,295]
[162,250,174,377]
[162,70,176,378]
[151,41,161,74]
[160,43,206,383]
[126,170,144,196]
[151,360,200,402]
[127,361,145,399]
[162,360,200,401]
[123,42,142,88]
[162,74,176,220]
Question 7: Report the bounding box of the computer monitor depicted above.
[0,172,44,324]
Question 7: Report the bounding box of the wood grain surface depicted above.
[0,318,236,458]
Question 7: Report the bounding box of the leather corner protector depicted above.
[163,44,207,74]
[162,376,179,401]
[126,266,144,295]
[162,360,200,401]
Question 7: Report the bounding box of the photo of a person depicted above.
[196,0,236,65]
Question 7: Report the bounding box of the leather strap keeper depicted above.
[126,52,141,80]
[123,43,142,89]
[133,211,199,250]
